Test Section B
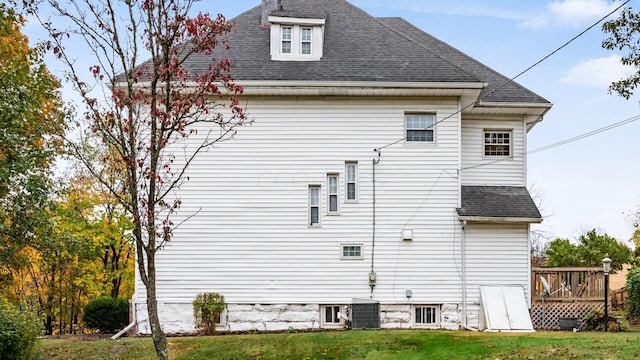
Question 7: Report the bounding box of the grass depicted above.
[38,330,640,360]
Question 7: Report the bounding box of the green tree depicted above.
[603,6,640,98]
[545,230,634,272]
[0,4,65,295]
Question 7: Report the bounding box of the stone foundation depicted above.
[134,302,464,334]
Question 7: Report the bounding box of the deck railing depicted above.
[532,267,605,302]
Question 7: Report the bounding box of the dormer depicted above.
[268,16,325,61]
[261,0,325,61]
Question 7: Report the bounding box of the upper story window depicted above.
[345,162,357,201]
[309,185,320,226]
[268,16,325,61]
[281,26,292,54]
[484,130,511,157]
[301,27,312,55]
[405,114,435,142]
[327,174,339,214]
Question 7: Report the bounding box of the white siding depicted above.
[136,96,466,306]
[460,117,526,186]
[463,223,531,327]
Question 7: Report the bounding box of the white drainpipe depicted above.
[111,294,137,340]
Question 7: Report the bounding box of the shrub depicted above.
[581,308,627,332]
[626,266,640,319]
[82,297,129,333]
[193,292,225,335]
[0,300,40,360]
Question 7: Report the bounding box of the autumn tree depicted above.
[545,229,634,272]
[32,0,248,357]
[0,4,65,294]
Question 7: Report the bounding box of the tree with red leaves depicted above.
[32,1,248,358]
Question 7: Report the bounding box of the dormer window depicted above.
[269,16,325,61]
[281,26,292,54]
[301,27,312,55]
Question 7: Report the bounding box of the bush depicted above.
[626,266,640,319]
[0,300,40,360]
[193,292,225,335]
[82,297,129,333]
[581,308,627,332]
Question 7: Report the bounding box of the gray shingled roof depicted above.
[178,0,549,105]
[457,186,542,220]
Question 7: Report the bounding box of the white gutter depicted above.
[111,295,137,340]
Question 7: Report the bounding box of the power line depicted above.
[459,113,640,172]
[528,114,640,154]
[376,0,629,152]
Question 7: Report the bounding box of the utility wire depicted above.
[528,113,640,154]
[376,0,630,152]
[458,113,640,172]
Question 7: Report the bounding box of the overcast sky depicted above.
[24,0,640,246]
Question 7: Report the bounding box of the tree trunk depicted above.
[145,248,168,360]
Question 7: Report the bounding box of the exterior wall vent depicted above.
[351,299,380,329]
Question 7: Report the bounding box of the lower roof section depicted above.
[457,186,542,224]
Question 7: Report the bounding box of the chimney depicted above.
[261,0,282,27]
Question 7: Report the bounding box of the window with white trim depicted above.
[268,17,325,61]
[327,174,339,214]
[281,26,292,54]
[345,162,357,201]
[484,130,511,156]
[414,305,438,326]
[341,244,363,260]
[405,114,435,142]
[301,27,312,55]
[309,185,320,226]
[322,305,346,326]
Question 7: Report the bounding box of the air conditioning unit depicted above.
[351,298,380,329]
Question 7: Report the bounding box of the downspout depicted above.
[370,149,381,297]
[461,220,467,328]
[111,294,137,340]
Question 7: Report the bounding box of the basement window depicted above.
[414,305,439,327]
[322,305,347,327]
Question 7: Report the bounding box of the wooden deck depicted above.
[531,267,605,330]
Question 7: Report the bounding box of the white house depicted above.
[132,0,551,334]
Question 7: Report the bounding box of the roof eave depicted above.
[458,215,543,224]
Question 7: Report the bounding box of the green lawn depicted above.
[38,330,640,360]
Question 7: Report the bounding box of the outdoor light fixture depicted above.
[602,255,612,332]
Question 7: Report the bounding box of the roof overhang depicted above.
[470,101,552,131]
[458,215,543,224]
[236,80,487,100]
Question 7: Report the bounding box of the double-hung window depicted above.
[327,174,339,213]
[301,27,312,55]
[309,185,320,226]
[484,130,511,157]
[345,162,357,201]
[281,26,292,54]
[405,114,435,142]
